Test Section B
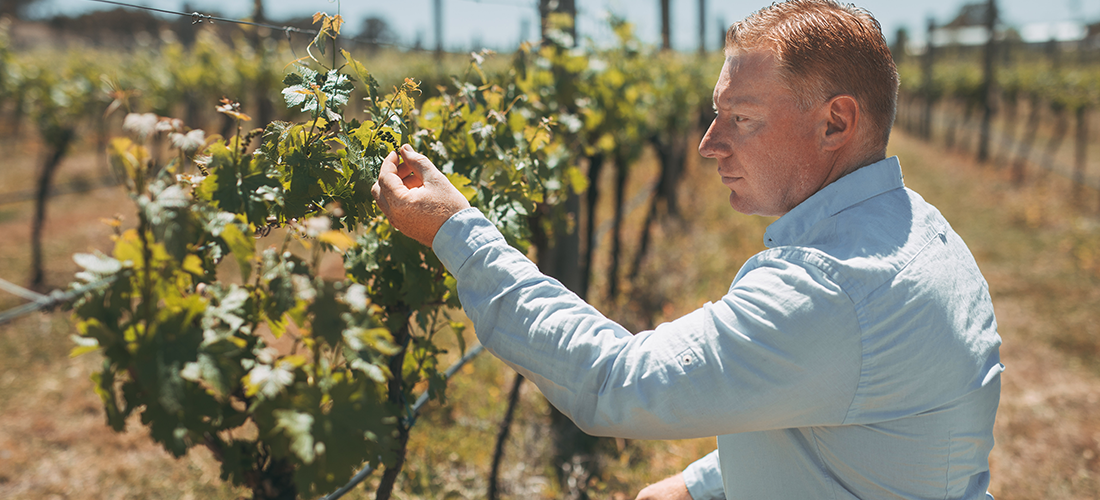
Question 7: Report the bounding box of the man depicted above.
[371,1,1004,498]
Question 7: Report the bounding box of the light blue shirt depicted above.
[433,156,1003,499]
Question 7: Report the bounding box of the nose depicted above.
[698,117,727,159]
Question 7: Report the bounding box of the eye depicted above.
[734,115,747,123]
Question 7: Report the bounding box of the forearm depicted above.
[433,209,708,438]
[432,209,861,438]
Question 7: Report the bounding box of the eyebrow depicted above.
[714,95,764,110]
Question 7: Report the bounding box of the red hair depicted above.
[726,0,898,148]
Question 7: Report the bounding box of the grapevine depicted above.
[0,10,722,498]
[67,13,577,500]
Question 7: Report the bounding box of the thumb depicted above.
[398,144,442,180]
[374,150,406,196]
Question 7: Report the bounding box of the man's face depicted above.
[698,48,828,217]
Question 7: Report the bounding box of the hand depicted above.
[635,473,693,500]
[371,144,471,247]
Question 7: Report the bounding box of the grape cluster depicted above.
[378,130,398,152]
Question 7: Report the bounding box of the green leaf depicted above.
[244,363,295,399]
[445,172,477,201]
[274,409,316,464]
[70,335,99,357]
[91,362,128,431]
[318,230,355,252]
[73,251,122,282]
[283,72,305,87]
[450,320,468,356]
[341,49,370,85]
[219,222,254,283]
[182,254,205,276]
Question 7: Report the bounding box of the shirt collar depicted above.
[763,156,905,248]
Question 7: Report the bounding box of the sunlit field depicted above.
[2,13,1100,498]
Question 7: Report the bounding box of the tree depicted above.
[0,0,40,19]
[358,16,396,51]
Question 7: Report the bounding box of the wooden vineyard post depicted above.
[698,0,707,55]
[921,18,936,141]
[978,0,997,164]
[540,0,576,44]
[660,0,671,51]
[1074,105,1088,202]
[433,0,443,59]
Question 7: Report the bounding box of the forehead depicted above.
[713,48,790,107]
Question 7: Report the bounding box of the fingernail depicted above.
[402,144,413,152]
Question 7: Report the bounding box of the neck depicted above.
[832,144,887,181]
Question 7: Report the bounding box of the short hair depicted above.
[725,0,899,149]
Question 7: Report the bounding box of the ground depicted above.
[0,127,1098,499]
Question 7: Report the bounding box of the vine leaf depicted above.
[219,222,254,282]
[445,172,477,201]
[319,230,355,251]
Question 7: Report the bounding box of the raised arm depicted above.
[370,144,470,246]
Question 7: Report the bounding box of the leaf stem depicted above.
[367,89,406,150]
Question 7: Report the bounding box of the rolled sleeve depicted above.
[432,207,504,274]
[429,208,861,439]
[683,449,725,500]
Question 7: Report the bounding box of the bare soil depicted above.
[0,128,1098,499]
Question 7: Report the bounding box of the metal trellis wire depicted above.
[84,0,417,50]
[0,275,117,326]
[0,270,488,500]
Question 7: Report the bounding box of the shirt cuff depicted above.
[431,207,502,276]
[683,449,725,500]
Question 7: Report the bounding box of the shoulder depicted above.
[769,187,952,303]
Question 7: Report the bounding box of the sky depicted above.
[28,0,1100,52]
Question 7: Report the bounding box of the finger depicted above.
[402,173,424,189]
[376,152,408,196]
[397,144,440,179]
[380,149,400,177]
[395,161,414,179]
[371,180,391,214]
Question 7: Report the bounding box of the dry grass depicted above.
[1,122,1099,499]
[888,132,1100,498]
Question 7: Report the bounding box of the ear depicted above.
[821,95,859,151]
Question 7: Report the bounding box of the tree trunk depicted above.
[1013,96,1042,185]
[30,127,75,289]
[375,313,413,500]
[527,168,598,500]
[631,133,688,284]
[250,455,298,500]
[1073,106,1088,201]
[487,374,524,500]
[580,153,604,299]
[1040,106,1069,178]
[607,158,628,301]
[997,97,1019,166]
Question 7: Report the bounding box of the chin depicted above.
[728,193,779,217]
[728,193,755,215]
